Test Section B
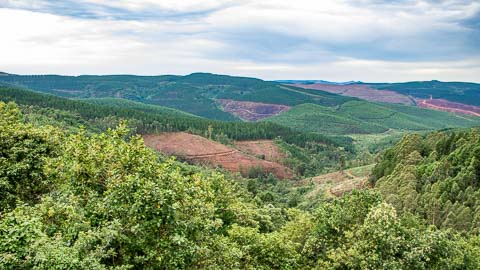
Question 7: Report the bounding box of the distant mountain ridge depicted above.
[275,80,361,85]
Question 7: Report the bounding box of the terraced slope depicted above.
[143,132,293,179]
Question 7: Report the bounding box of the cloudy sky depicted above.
[0,0,479,82]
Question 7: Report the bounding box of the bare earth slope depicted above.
[292,83,480,116]
[234,140,285,162]
[143,132,292,179]
[291,83,414,105]
[416,98,480,116]
[217,99,290,121]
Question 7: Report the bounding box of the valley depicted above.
[3,1,480,268]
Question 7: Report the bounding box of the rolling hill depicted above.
[0,72,351,120]
[1,72,479,138]
[0,85,353,149]
[266,101,480,135]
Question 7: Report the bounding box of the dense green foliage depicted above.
[267,101,480,135]
[0,103,61,211]
[372,128,480,232]
[275,139,350,177]
[0,86,352,150]
[1,102,479,269]
[368,80,480,106]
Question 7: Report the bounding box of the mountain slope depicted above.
[371,128,480,231]
[266,101,480,135]
[290,81,480,116]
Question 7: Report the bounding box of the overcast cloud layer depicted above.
[0,0,479,82]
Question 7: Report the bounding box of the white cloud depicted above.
[0,1,478,82]
[86,0,235,12]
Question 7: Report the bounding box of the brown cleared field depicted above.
[234,140,285,162]
[416,98,480,116]
[143,132,292,179]
[291,83,414,105]
[217,99,290,121]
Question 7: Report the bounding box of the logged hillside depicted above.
[143,132,293,179]
[266,101,480,135]
[1,101,479,269]
[372,128,480,231]
[369,80,480,106]
[291,83,415,105]
[291,81,480,116]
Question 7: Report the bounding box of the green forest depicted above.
[1,101,480,269]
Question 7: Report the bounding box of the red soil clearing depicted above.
[143,132,292,179]
[234,140,286,162]
[217,99,290,121]
[291,83,414,105]
[416,98,480,117]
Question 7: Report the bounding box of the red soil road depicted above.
[234,140,286,162]
[143,132,293,179]
[291,83,414,105]
[217,99,291,121]
[416,98,480,117]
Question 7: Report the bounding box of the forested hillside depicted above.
[0,73,351,120]
[1,101,479,269]
[0,86,352,150]
[372,128,480,232]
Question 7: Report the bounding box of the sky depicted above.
[0,0,479,82]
